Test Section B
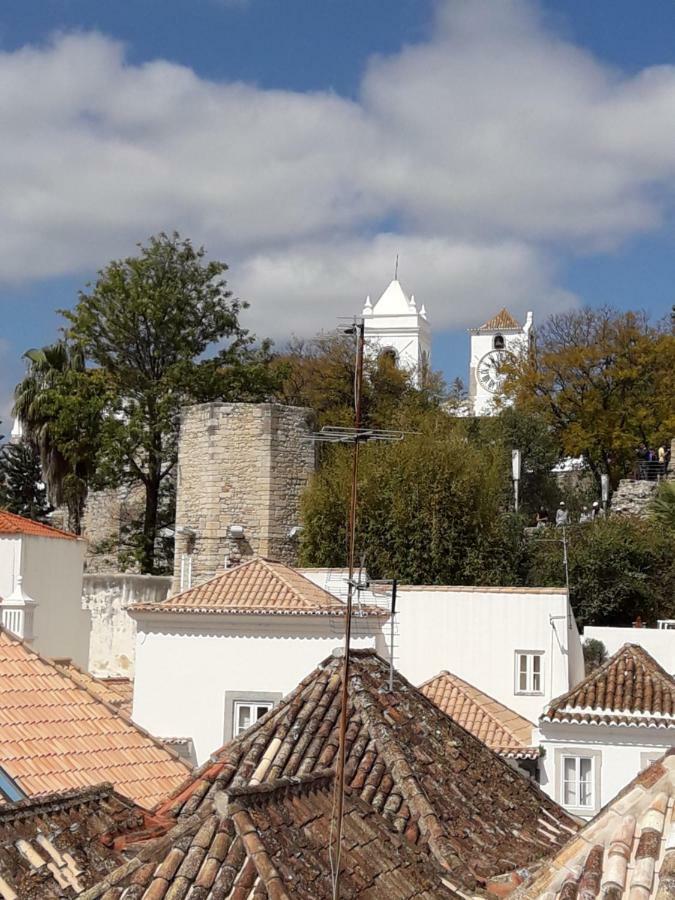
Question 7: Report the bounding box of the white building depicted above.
[302,571,584,728]
[362,279,430,385]
[537,643,675,820]
[0,510,89,666]
[468,307,533,416]
[130,557,387,763]
[584,623,675,674]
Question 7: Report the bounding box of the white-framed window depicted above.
[515,651,544,694]
[561,755,594,809]
[233,700,273,737]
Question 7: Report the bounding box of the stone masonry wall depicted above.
[83,573,171,677]
[172,403,315,593]
[81,483,146,574]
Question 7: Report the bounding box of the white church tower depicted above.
[362,279,431,386]
[468,308,533,416]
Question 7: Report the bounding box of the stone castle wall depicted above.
[81,483,146,574]
[172,403,315,592]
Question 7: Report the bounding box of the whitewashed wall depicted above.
[0,534,89,667]
[584,626,675,674]
[131,613,386,764]
[83,574,171,677]
[537,721,675,819]
[394,586,583,724]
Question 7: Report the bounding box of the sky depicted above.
[1,0,675,420]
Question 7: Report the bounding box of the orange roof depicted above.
[420,670,537,759]
[0,509,78,540]
[52,658,133,717]
[131,557,386,617]
[0,629,189,809]
[477,307,521,331]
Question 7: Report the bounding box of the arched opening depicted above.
[378,347,398,365]
[493,334,505,350]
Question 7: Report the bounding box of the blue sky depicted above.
[1,0,674,419]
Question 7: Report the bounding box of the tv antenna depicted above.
[310,318,406,899]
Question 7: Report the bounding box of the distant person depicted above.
[591,500,602,520]
[536,507,549,528]
[579,506,591,524]
[556,502,569,527]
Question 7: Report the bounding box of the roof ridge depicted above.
[227,769,335,805]
[162,556,262,605]
[260,558,337,610]
[0,783,120,821]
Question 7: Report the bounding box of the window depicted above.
[554,748,602,815]
[234,700,272,736]
[562,756,593,808]
[515,652,544,694]
[223,691,283,742]
[493,334,505,350]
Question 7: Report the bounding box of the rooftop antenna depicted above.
[309,318,406,900]
[394,254,399,281]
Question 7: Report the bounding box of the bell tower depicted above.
[468,308,533,416]
[362,279,431,386]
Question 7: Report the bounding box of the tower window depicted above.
[378,347,398,364]
[493,334,505,350]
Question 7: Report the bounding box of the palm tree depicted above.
[13,342,89,534]
[649,481,675,530]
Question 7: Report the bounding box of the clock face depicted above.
[477,350,509,394]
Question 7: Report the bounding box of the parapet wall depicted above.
[83,573,171,677]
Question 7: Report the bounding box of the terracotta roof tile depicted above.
[420,671,538,759]
[131,557,386,617]
[515,750,675,898]
[148,650,577,893]
[0,629,189,809]
[81,771,458,899]
[542,644,675,728]
[0,785,142,898]
[52,659,133,717]
[0,509,79,540]
[477,308,521,331]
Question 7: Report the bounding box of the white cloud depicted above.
[1,0,675,348]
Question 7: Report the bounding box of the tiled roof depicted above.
[131,557,386,617]
[515,750,675,898]
[0,629,190,809]
[476,308,521,331]
[151,650,577,894]
[82,771,457,899]
[0,784,138,898]
[0,509,78,541]
[542,644,675,728]
[420,671,538,759]
[52,659,133,717]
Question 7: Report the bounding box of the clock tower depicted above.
[468,308,533,416]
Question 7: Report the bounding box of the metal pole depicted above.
[514,478,519,514]
[333,319,365,900]
[562,526,570,599]
[389,579,397,693]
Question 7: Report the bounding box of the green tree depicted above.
[649,481,675,530]
[64,232,278,572]
[526,517,675,626]
[503,307,675,486]
[300,410,527,584]
[0,442,50,522]
[14,342,103,533]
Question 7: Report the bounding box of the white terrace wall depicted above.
[131,613,387,764]
[83,574,171,677]
[537,721,675,820]
[394,586,584,724]
[0,534,89,667]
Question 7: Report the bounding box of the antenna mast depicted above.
[332,317,365,899]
